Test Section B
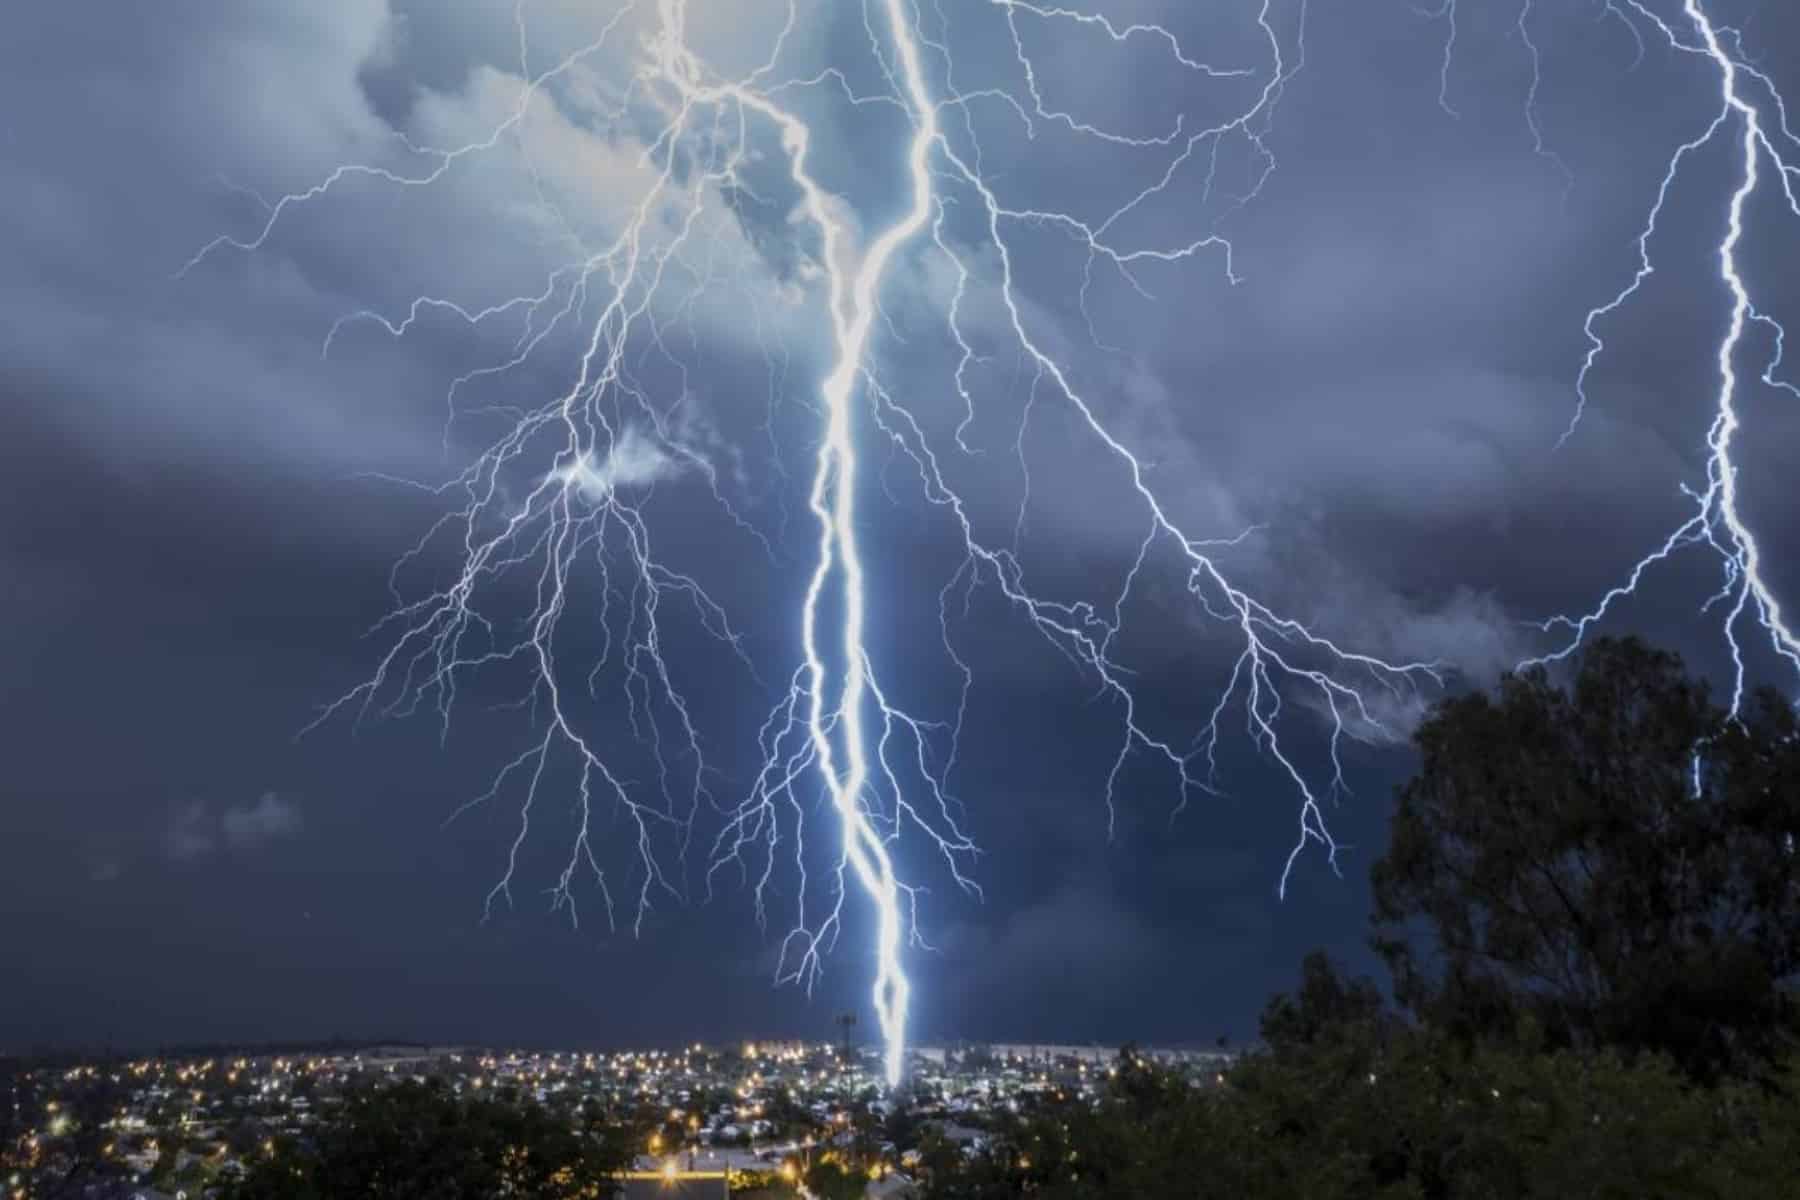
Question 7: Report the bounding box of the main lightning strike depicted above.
[718,0,1441,1085]
[1530,0,1800,713]
[191,1,1448,1088]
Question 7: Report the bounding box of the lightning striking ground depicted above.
[182,0,1799,1090]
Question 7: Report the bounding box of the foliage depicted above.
[880,1102,924,1152]
[1260,951,1393,1052]
[727,1165,798,1196]
[0,1062,134,1199]
[222,1078,630,1199]
[919,1038,1800,1199]
[924,639,1800,1198]
[803,1154,869,1200]
[1371,637,1800,1081]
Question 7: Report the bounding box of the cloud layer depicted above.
[2,0,1797,1052]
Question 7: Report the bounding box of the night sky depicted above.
[4,1,1798,1056]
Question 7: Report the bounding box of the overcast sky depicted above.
[3,0,1798,1055]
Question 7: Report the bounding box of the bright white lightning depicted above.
[757,0,940,1090]
[189,1,1450,1090]
[1529,0,1800,712]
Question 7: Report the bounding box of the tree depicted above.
[912,1126,968,1191]
[223,1079,630,1199]
[919,1042,1800,1200]
[879,1103,922,1153]
[802,1156,867,1200]
[225,1116,266,1160]
[1259,951,1391,1052]
[1371,637,1800,1081]
[150,1136,187,1189]
[14,1063,134,1200]
[0,1059,33,1179]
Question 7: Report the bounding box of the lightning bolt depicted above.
[1528,0,1800,715]
[187,0,1452,1089]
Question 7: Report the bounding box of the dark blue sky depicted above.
[3,0,1798,1055]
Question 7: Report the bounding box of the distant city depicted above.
[2,1038,1233,1198]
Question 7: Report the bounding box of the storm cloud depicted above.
[2,0,1797,1054]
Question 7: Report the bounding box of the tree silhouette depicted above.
[224,1079,629,1199]
[1372,637,1800,1080]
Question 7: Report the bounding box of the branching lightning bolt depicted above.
[1529,0,1800,716]
[189,0,1455,1089]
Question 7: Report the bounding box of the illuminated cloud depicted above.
[165,800,217,862]
[166,793,304,861]
[555,425,686,501]
[222,792,305,850]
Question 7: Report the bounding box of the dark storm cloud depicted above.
[3,0,1797,1055]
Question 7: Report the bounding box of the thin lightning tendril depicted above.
[1529,0,1800,718]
